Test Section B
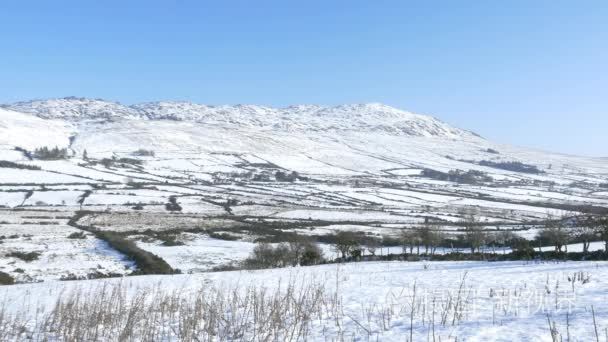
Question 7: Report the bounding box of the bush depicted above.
[208,231,239,241]
[0,271,14,285]
[67,231,87,239]
[244,238,324,269]
[288,236,324,266]
[165,196,182,212]
[244,243,290,269]
[8,251,41,262]
[478,160,542,174]
[95,231,175,275]
[300,244,324,266]
[0,160,41,170]
[117,157,143,166]
[157,234,185,246]
[275,171,308,182]
[100,158,115,168]
[421,169,493,184]
[132,149,155,157]
[14,146,33,160]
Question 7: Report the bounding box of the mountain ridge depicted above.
[2,97,477,139]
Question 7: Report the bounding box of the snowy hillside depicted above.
[0,108,73,150]
[1,97,607,282]
[1,97,608,341]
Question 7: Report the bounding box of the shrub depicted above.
[244,243,290,269]
[300,245,324,266]
[157,234,185,246]
[14,146,33,160]
[67,231,87,239]
[244,238,324,269]
[509,237,535,259]
[275,171,308,182]
[252,173,272,182]
[117,157,143,166]
[210,263,241,272]
[95,231,175,275]
[421,169,493,184]
[208,231,239,241]
[287,236,324,266]
[165,196,182,212]
[8,251,41,262]
[132,149,155,157]
[0,160,41,170]
[0,271,14,285]
[100,158,115,168]
[478,160,542,174]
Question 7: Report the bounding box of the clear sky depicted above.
[1,1,606,156]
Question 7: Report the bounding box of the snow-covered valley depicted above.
[1,97,607,340]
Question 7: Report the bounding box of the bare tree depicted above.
[365,237,381,256]
[287,235,324,266]
[77,190,92,210]
[416,221,443,255]
[20,190,34,207]
[590,215,608,253]
[572,216,598,254]
[334,231,360,259]
[539,214,570,253]
[463,214,486,253]
[245,243,291,269]
[493,231,518,254]
[400,229,420,255]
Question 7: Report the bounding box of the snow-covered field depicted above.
[135,232,256,273]
[0,98,607,340]
[0,222,134,282]
[1,100,607,278]
[2,260,608,341]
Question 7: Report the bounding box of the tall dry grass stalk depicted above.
[0,269,602,341]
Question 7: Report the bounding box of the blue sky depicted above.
[1,1,606,156]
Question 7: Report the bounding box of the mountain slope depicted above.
[3,98,477,138]
[1,97,608,284]
[0,108,73,150]
[1,97,607,221]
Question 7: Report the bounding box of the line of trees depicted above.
[241,213,608,271]
[537,213,608,254]
[334,213,608,260]
[34,146,68,160]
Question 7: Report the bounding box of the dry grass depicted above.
[0,268,603,341]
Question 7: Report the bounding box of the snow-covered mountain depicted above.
[4,97,141,121]
[1,96,608,289]
[2,97,476,138]
[1,96,608,217]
